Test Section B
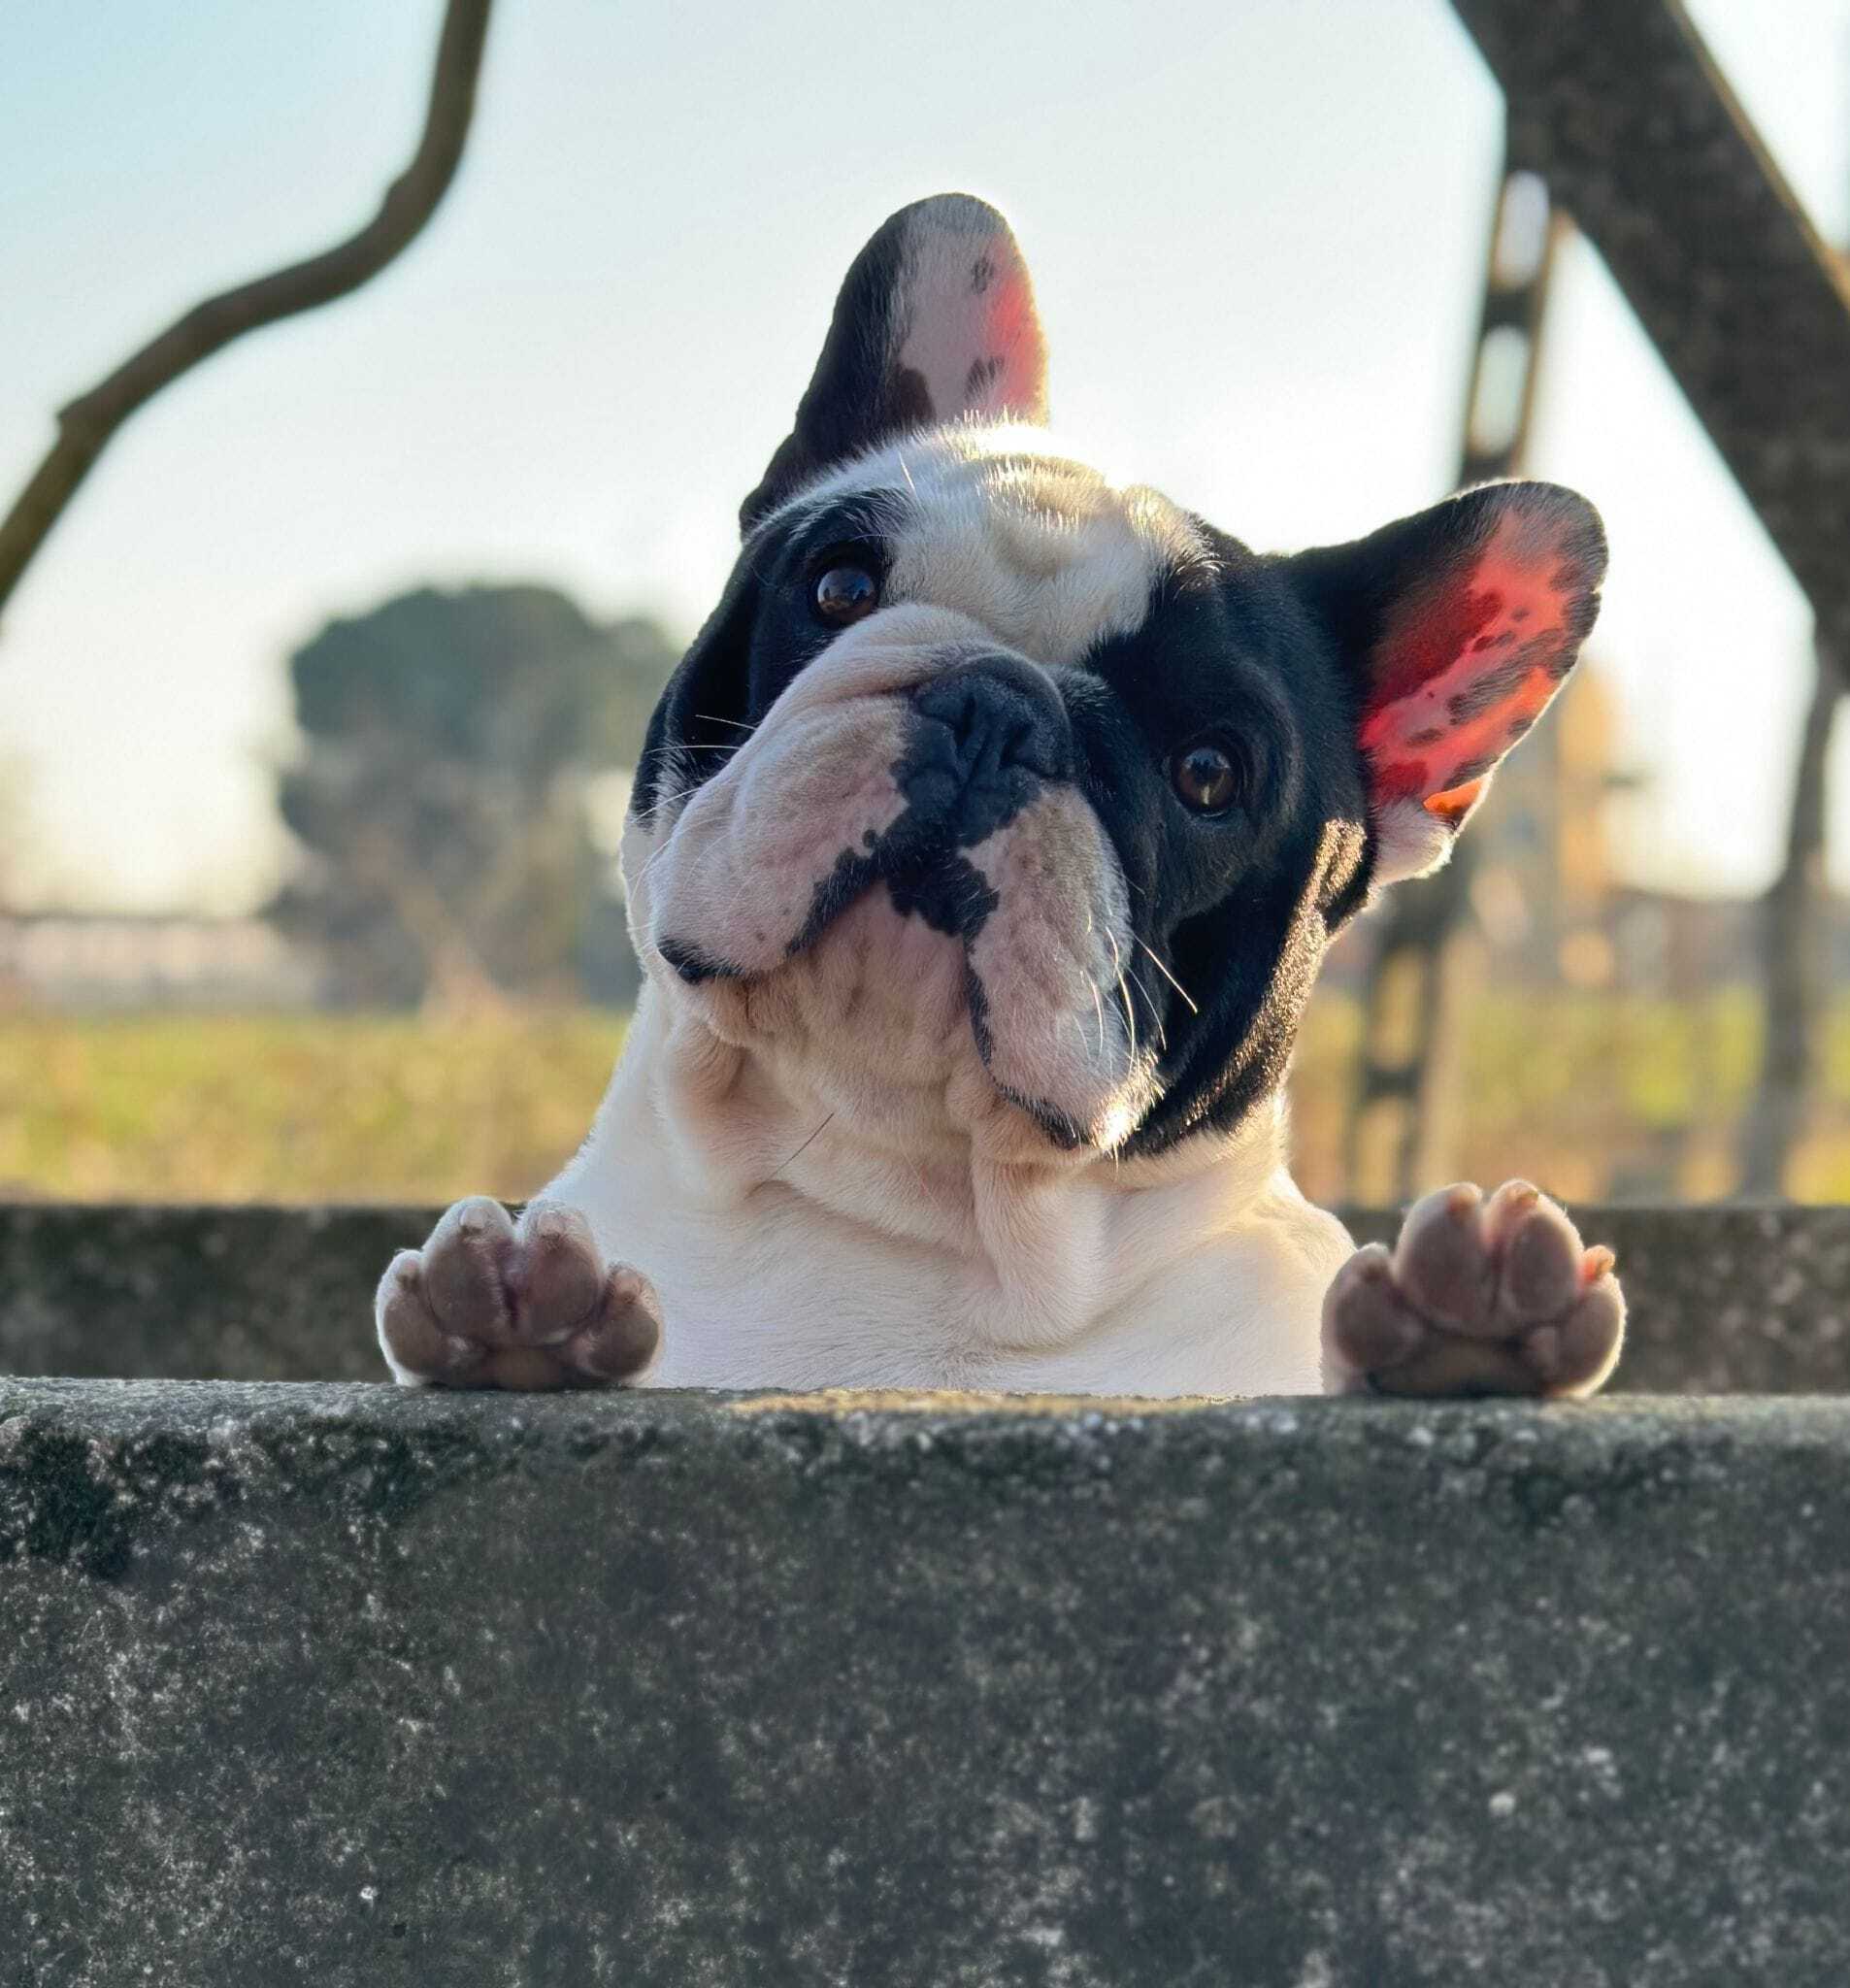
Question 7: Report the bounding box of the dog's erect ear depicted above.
[740,193,1049,533]
[1287,480,1606,884]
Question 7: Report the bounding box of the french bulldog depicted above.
[378,194,1624,1401]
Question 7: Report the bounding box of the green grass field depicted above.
[2,993,1846,1205]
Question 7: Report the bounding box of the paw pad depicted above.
[377,1198,661,1391]
[1324,1180,1624,1399]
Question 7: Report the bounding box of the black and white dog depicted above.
[378,194,1624,1401]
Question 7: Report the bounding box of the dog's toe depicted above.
[378,1249,489,1386]
[1393,1183,1497,1335]
[1519,1260,1625,1398]
[420,1196,517,1347]
[1324,1243,1425,1380]
[559,1265,663,1384]
[509,1202,606,1345]
[1489,1184,1586,1329]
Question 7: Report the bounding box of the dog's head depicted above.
[624,195,1604,1164]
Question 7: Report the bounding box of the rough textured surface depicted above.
[3,1382,1849,1985]
[1450,0,1850,645]
[0,1204,428,1382]
[6,1201,1850,1392]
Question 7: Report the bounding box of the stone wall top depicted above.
[4,1382,1848,1983]
[3,1201,1847,1391]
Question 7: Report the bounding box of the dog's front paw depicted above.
[377,1197,662,1390]
[1323,1181,1624,1399]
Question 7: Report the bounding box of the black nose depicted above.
[908,656,1071,839]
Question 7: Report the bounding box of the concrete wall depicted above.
[4,1202,1849,1391]
[4,1381,1847,1984]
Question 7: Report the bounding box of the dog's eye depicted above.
[1171,739,1243,815]
[811,562,881,627]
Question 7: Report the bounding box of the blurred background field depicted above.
[8,0,1850,1212]
[6,990,1850,1208]
[0,1010,621,1206]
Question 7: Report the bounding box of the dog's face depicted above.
[623,195,1604,1164]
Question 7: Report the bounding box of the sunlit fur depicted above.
[792,424,1211,673]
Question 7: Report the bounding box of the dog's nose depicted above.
[909,657,1072,829]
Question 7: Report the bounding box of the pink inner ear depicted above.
[896,224,1048,425]
[1360,508,1586,819]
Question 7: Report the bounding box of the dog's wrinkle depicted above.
[656,936,745,985]
[963,963,994,1065]
[989,1084,1090,1152]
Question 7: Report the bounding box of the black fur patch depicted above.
[783,719,1012,961]
[890,856,999,939]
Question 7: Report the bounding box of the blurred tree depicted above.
[271,585,677,1010]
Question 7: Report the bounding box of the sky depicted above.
[2,0,1849,911]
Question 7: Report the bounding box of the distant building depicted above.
[0,913,314,1011]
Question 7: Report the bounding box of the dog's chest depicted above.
[578,1113,1346,1395]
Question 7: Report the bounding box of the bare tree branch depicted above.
[0,0,494,615]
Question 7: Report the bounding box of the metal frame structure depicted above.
[1363,0,1850,1199]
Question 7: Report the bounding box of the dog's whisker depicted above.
[1131,975,1169,1056]
[1105,930,1138,1064]
[691,712,757,733]
[1135,937,1198,1015]
[1086,974,1108,1059]
[768,1111,837,1184]
[1120,962,1171,1053]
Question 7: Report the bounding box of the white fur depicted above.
[1369,796,1460,884]
[543,981,1352,1394]
[792,425,1209,668]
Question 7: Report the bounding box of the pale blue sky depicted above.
[2,0,1848,908]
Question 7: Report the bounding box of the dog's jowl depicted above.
[378,194,1625,1400]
